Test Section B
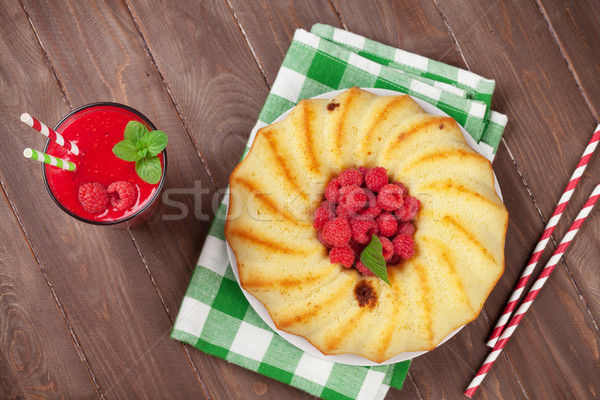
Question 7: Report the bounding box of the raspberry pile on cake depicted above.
[313,167,420,275]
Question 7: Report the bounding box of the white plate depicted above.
[226,88,503,366]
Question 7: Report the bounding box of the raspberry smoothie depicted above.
[43,103,166,226]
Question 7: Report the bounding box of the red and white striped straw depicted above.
[466,184,600,398]
[20,113,80,156]
[487,124,600,348]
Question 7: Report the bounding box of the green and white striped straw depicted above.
[23,148,76,171]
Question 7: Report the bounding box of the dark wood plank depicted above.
[0,189,99,398]
[21,0,218,338]
[7,0,215,397]
[533,0,600,355]
[334,0,465,68]
[0,2,100,398]
[433,0,600,222]
[435,0,600,397]
[128,0,270,189]
[226,0,341,85]
[123,0,324,398]
[536,0,600,119]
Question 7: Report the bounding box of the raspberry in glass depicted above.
[107,181,137,211]
[78,182,109,214]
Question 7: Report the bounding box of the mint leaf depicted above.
[116,120,167,184]
[113,140,141,162]
[135,156,162,184]
[138,130,168,157]
[137,148,149,158]
[360,235,390,285]
[124,121,149,143]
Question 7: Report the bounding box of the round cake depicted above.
[225,87,508,363]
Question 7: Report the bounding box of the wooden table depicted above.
[2,1,599,399]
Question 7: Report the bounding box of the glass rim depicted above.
[42,102,167,226]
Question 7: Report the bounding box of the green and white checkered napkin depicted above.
[172,24,507,400]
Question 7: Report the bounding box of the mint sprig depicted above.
[112,121,167,184]
[360,235,390,285]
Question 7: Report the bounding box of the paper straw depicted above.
[20,113,80,156]
[466,184,600,398]
[23,148,76,171]
[487,124,600,348]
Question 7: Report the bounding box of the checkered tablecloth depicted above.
[172,24,507,400]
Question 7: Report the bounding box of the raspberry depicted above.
[397,222,415,236]
[348,240,365,259]
[379,236,394,261]
[392,234,415,259]
[388,254,401,266]
[355,260,375,276]
[336,204,350,218]
[356,189,381,219]
[325,178,342,203]
[349,218,378,244]
[396,196,421,221]
[338,168,364,186]
[376,212,398,237]
[339,186,367,213]
[313,204,335,229]
[377,184,405,211]
[321,200,335,211]
[365,167,388,192]
[391,181,408,197]
[107,181,137,211]
[318,230,332,249]
[329,246,355,268]
[322,217,351,247]
[338,185,352,199]
[78,182,109,214]
[358,166,368,177]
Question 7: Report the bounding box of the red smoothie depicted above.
[44,103,165,224]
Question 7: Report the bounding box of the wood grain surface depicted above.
[1,0,599,399]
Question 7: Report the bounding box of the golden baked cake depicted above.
[225,87,508,363]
